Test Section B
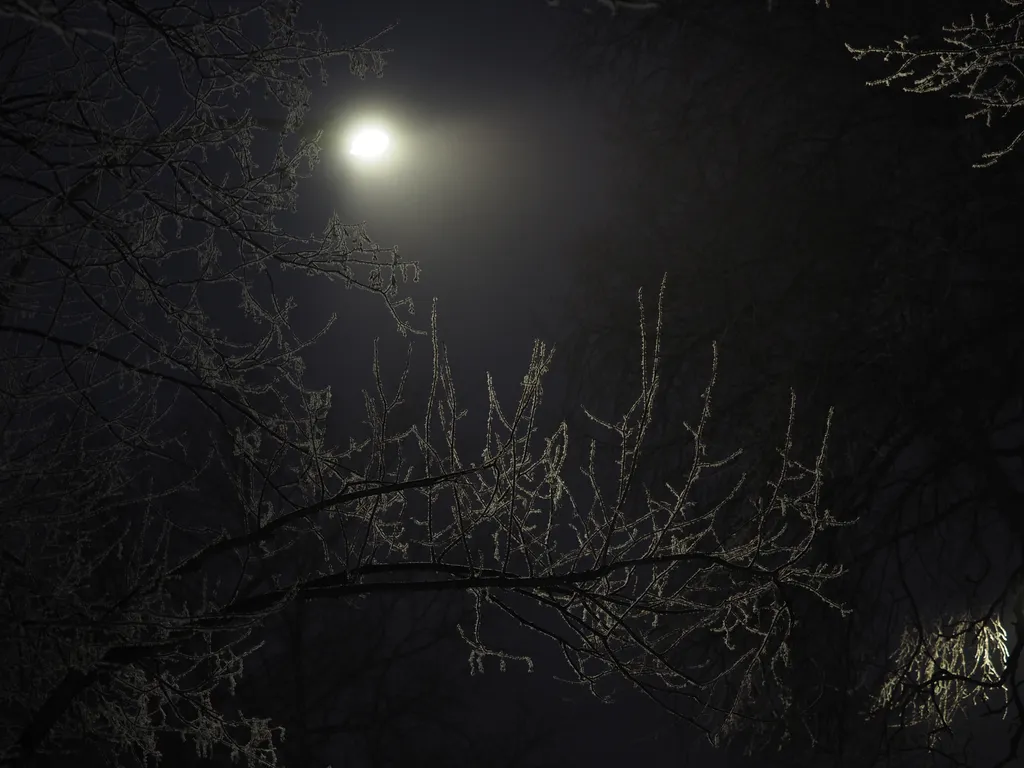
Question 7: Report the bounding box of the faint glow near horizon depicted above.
[348,126,390,160]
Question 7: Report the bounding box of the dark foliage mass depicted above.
[1,1,1022,767]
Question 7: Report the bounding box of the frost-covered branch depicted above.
[846,0,1024,166]
[0,267,845,765]
[872,611,1013,753]
[0,1,403,764]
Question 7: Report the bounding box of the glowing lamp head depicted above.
[348,127,390,160]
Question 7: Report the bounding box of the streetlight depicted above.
[344,122,393,167]
[348,126,391,160]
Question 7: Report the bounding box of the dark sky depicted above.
[292,0,622,401]
[191,3,1024,766]
[178,3,1024,765]
[7,1,1022,767]
[282,2,708,766]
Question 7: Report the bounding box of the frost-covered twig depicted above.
[846,0,1024,166]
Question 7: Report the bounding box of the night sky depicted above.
[4,0,1024,767]
[281,2,1024,765]
[235,2,715,764]
[292,0,622,398]
[287,3,681,765]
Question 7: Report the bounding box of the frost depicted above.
[872,612,1010,749]
[846,0,1024,166]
